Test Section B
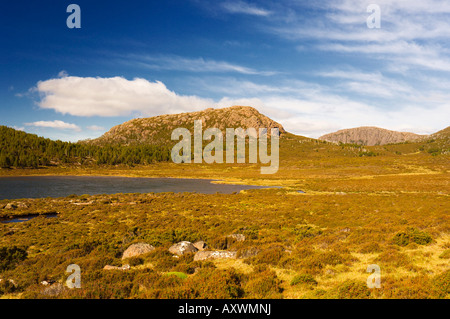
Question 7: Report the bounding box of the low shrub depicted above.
[0,246,27,272]
[290,273,318,286]
[0,279,17,295]
[358,242,381,254]
[165,272,188,279]
[337,280,371,299]
[209,236,237,250]
[245,267,283,298]
[127,257,144,267]
[433,270,450,298]
[392,227,432,247]
[249,246,285,266]
[438,249,450,259]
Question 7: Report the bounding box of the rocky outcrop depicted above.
[319,126,425,146]
[169,241,198,256]
[122,243,155,260]
[85,106,285,146]
[193,241,208,251]
[194,250,237,261]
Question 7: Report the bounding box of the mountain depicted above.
[319,126,426,146]
[87,106,286,146]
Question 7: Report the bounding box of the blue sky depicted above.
[1,0,449,141]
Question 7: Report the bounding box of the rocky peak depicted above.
[319,126,426,146]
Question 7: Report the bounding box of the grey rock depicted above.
[193,241,208,251]
[169,241,198,256]
[122,243,155,260]
[194,250,237,261]
[4,203,17,210]
[104,264,131,271]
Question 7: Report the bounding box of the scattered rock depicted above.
[194,250,237,261]
[340,227,351,233]
[42,282,64,296]
[4,203,17,210]
[122,243,155,260]
[71,201,94,206]
[40,280,56,286]
[17,202,28,209]
[169,241,198,256]
[193,241,208,251]
[103,264,131,271]
[0,278,17,286]
[227,234,245,242]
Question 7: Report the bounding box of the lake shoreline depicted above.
[0,175,279,200]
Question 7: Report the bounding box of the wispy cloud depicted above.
[25,120,81,131]
[120,54,276,75]
[265,0,450,73]
[221,1,272,16]
[86,125,105,131]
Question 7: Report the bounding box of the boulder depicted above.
[104,264,130,271]
[169,241,198,256]
[4,203,17,210]
[122,243,155,260]
[194,250,237,261]
[193,241,208,251]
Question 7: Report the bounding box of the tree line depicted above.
[0,126,171,168]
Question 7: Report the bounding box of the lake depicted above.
[0,176,272,200]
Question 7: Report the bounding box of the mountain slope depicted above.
[87,106,286,146]
[319,126,426,146]
[431,126,450,139]
[0,126,170,168]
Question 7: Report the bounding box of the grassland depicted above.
[0,134,448,299]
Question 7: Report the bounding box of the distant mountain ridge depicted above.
[86,106,286,146]
[319,126,427,146]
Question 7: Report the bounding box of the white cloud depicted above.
[86,125,105,131]
[35,76,215,117]
[33,75,449,138]
[58,70,69,78]
[25,120,81,131]
[221,1,272,16]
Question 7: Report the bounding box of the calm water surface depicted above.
[0,176,271,200]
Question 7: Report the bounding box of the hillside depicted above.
[86,106,286,146]
[431,126,450,139]
[0,126,170,168]
[319,126,426,146]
